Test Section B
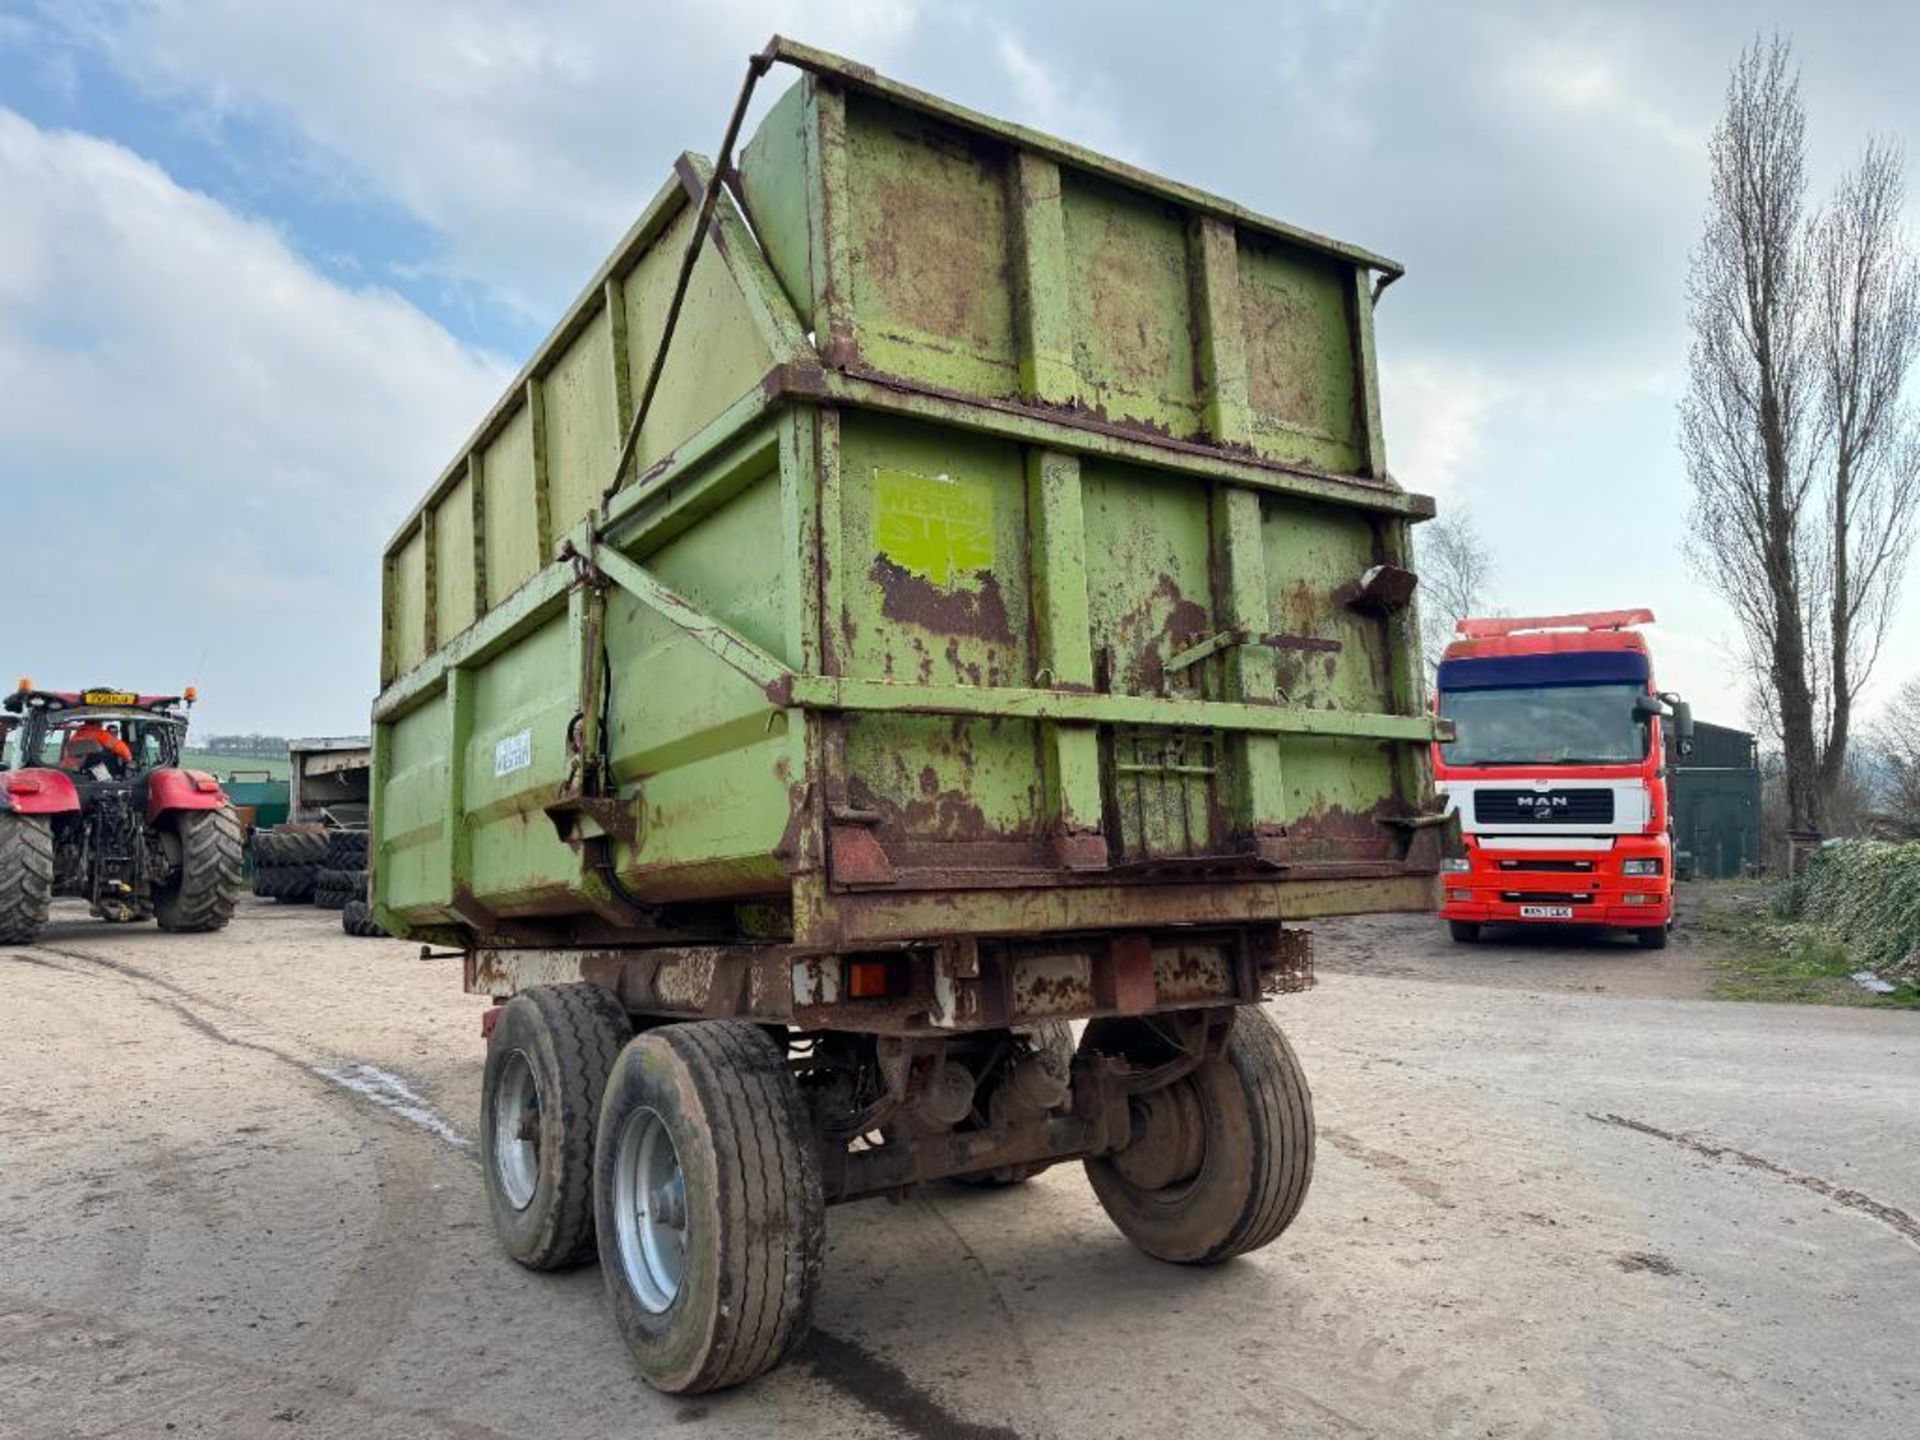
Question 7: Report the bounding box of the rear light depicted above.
[1442,857,1471,873]
[4,775,42,795]
[1621,858,1663,876]
[1449,888,1473,902]
[845,958,904,1000]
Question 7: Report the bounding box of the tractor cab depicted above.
[12,690,189,784]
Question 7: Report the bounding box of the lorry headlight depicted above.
[1622,893,1656,905]
[1442,857,1471,873]
[1449,889,1473,902]
[1621,859,1663,877]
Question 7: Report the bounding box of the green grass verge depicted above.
[1695,880,1920,1010]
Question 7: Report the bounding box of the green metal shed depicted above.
[1668,720,1760,879]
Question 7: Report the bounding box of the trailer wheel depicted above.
[950,1022,1075,1187]
[482,984,632,1271]
[1448,921,1481,943]
[1082,1007,1313,1264]
[0,813,54,945]
[594,1021,825,1394]
[1635,925,1669,950]
[153,806,242,933]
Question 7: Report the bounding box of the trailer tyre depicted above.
[1448,921,1481,943]
[153,806,242,933]
[0,813,54,945]
[594,1021,825,1394]
[482,983,633,1271]
[1082,1008,1313,1265]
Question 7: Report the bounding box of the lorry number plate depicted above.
[493,729,532,778]
[1519,904,1574,919]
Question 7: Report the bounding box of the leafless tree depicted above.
[1681,36,1920,832]
[1811,141,1920,799]
[1870,673,1920,836]
[1416,507,1495,685]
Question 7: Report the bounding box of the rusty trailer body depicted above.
[371,39,1445,1394]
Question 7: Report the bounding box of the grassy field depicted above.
[1694,879,1920,1010]
[182,750,290,781]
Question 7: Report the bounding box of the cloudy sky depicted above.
[4,0,1919,738]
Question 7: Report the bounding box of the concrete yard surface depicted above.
[2,900,1916,1439]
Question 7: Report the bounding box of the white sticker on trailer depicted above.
[493,729,532,778]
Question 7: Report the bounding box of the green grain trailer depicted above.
[372,38,1450,1393]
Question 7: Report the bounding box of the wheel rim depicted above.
[491,1050,541,1211]
[612,1105,688,1313]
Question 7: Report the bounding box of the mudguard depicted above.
[0,767,81,815]
[145,768,229,822]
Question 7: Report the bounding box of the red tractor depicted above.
[0,683,242,943]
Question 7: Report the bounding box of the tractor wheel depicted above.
[594,1021,825,1394]
[341,899,386,937]
[483,984,633,1271]
[313,868,352,910]
[949,1022,1075,1187]
[154,807,242,933]
[1082,1007,1314,1265]
[0,813,54,945]
[325,828,369,868]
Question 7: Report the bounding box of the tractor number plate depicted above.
[82,690,138,706]
[1519,904,1574,920]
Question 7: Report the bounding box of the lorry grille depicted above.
[1473,788,1615,825]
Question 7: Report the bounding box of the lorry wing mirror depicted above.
[1632,693,1663,720]
[1669,697,1694,757]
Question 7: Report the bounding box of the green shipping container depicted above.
[370,39,1450,1391]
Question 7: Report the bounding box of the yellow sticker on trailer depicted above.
[82,690,138,706]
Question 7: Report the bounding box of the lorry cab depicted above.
[1430,610,1693,948]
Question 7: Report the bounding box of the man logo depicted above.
[1516,793,1568,820]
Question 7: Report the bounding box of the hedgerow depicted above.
[1775,840,1920,977]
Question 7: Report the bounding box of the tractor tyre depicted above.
[1082,1007,1314,1264]
[341,899,386,937]
[326,829,370,868]
[313,869,352,910]
[593,1021,825,1393]
[0,813,54,945]
[274,865,317,904]
[154,806,242,933]
[284,829,328,866]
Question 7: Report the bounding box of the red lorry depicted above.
[1431,611,1693,948]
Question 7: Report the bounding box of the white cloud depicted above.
[1379,357,1510,499]
[991,26,1128,155]
[63,0,924,318]
[0,108,509,733]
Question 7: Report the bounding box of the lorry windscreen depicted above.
[1439,683,1647,766]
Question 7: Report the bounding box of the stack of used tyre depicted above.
[314,828,369,910]
[320,827,388,937]
[251,825,325,902]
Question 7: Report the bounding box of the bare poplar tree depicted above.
[1416,507,1495,684]
[1682,36,1920,831]
[1870,673,1920,835]
[1811,140,1920,799]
